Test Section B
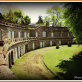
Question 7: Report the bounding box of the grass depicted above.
[11,45,82,80]
[11,48,54,80]
[43,45,82,80]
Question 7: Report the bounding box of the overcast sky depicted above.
[0,2,65,23]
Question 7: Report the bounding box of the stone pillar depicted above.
[13,48,17,62]
[59,40,61,45]
[50,41,52,46]
[15,48,18,60]
[18,47,20,58]
[33,42,35,50]
[21,45,25,56]
[23,45,25,54]
[40,42,42,48]
[20,46,21,57]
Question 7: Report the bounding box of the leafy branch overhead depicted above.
[64,3,82,43]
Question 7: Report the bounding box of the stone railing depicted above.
[5,36,73,44]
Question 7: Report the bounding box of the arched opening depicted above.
[8,53,11,68]
[42,31,46,37]
[11,51,14,65]
[25,44,28,53]
[20,47,21,57]
[43,42,45,47]
[0,30,2,40]
[33,42,35,50]
[35,32,38,37]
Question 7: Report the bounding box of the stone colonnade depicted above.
[6,39,67,68]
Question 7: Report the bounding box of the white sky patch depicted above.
[0,2,63,23]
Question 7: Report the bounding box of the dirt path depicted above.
[11,47,55,80]
[0,65,16,80]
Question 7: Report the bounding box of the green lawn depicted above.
[43,45,82,80]
[11,45,82,80]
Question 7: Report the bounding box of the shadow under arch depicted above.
[8,51,14,68]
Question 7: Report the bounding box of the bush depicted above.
[73,51,82,59]
[56,44,59,49]
[68,41,72,47]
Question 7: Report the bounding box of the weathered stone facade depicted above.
[0,19,73,68]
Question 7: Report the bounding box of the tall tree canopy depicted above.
[46,5,64,27]
[1,9,31,25]
[0,13,3,19]
[64,3,82,43]
[5,9,15,22]
[14,10,23,23]
[24,16,31,25]
[37,16,43,24]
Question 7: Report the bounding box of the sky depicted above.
[0,2,64,23]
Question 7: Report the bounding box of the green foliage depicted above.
[14,10,22,18]
[1,9,31,25]
[24,16,31,25]
[14,10,24,23]
[21,16,31,25]
[37,16,43,24]
[64,3,82,43]
[43,16,51,25]
[46,5,64,27]
[21,16,25,24]
[0,13,3,19]
[4,9,15,22]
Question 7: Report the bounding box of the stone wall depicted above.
[0,21,73,68]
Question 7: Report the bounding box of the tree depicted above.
[14,10,23,23]
[37,16,43,24]
[24,16,31,25]
[0,13,3,19]
[5,9,14,22]
[64,3,82,43]
[21,16,25,24]
[47,5,64,27]
[3,9,17,23]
